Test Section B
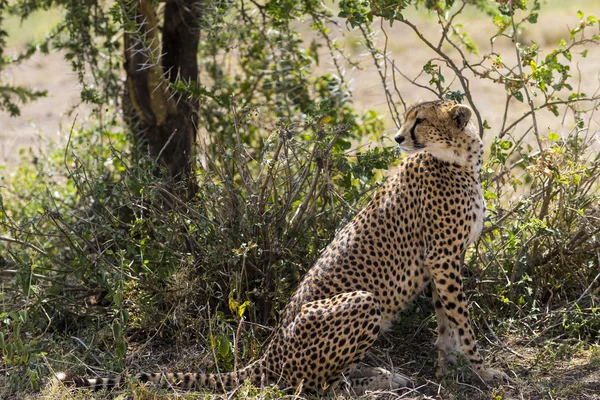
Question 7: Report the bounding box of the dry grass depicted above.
[25,312,600,399]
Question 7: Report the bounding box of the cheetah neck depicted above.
[428,126,483,175]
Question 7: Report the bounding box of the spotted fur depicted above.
[58,100,507,393]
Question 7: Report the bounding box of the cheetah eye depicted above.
[414,117,424,126]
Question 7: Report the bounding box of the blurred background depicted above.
[2,0,598,169]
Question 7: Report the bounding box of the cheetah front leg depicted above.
[432,286,459,373]
[430,257,508,385]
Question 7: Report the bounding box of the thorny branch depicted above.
[509,12,544,153]
[399,18,485,136]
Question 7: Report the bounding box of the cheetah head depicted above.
[394,100,482,168]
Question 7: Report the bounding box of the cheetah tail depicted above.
[56,358,269,391]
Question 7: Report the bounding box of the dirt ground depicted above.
[0,51,92,168]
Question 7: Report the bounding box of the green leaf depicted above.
[218,336,231,358]
[335,138,352,151]
[113,291,123,307]
[513,91,524,102]
[548,132,560,141]
[14,337,23,353]
[577,10,584,20]
[112,321,122,339]
[484,191,498,200]
[527,13,538,24]
[116,340,127,358]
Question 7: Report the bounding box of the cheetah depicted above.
[58,100,508,394]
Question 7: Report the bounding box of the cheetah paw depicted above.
[435,353,457,378]
[478,368,510,386]
[359,374,413,393]
[348,369,413,394]
[388,372,413,390]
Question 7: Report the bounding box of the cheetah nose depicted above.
[394,135,405,145]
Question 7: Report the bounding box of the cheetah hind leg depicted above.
[277,291,385,392]
[342,364,412,395]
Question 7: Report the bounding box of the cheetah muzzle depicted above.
[58,100,509,393]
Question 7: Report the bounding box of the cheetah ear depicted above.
[451,104,472,130]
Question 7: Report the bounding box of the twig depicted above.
[509,12,544,153]
[498,97,600,138]
[0,235,73,272]
[387,55,438,98]
[63,114,78,176]
[400,19,484,136]
[155,128,178,162]
[358,23,402,127]
[231,102,255,196]
[568,249,600,310]
[0,269,94,291]
[71,336,103,366]
[257,133,284,210]
[473,303,526,359]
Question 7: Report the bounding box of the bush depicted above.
[1,109,393,392]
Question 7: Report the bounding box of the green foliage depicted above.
[1,111,390,393]
[0,84,46,117]
[479,130,600,338]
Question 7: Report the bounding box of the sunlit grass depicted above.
[4,7,63,48]
[3,0,596,51]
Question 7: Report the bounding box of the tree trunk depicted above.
[123,0,201,196]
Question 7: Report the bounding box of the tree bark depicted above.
[123,0,201,196]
